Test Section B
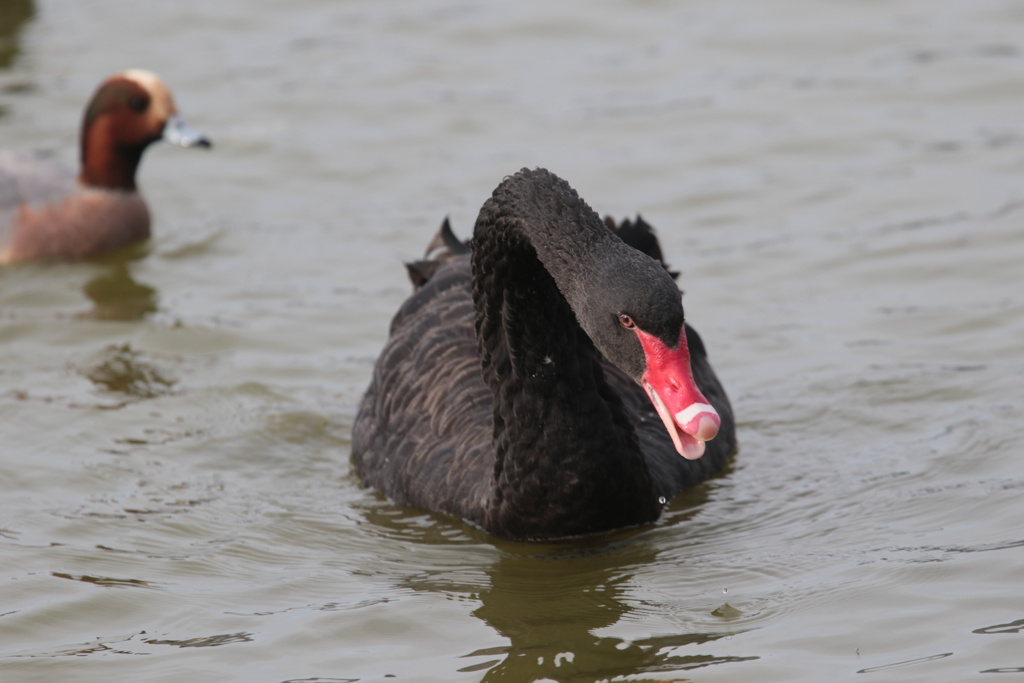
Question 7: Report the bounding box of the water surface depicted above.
[2,1,1023,681]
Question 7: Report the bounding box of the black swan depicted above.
[352,168,735,540]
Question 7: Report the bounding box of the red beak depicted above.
[634,327,720,460]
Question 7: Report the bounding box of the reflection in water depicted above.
[142,632,254,649]
[51,572,156,589]
[81,260,158,320]
[365,488,756,681]
[856,652,953,675]
[973,618,1024,635]
[0,0,35,69]
[470,543,756,681]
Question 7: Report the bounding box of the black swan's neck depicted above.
[471,170,661,539]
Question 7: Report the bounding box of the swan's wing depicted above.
[352,257,497,525]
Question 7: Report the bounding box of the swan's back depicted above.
[352,256,498,523]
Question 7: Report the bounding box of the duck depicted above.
[0,69,210,264]
[352,168,736,540]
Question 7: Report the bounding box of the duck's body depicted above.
[0,69,210,264]
[353,168,735,540]
[0,152,151,261]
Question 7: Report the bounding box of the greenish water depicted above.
[2,1,1023,681]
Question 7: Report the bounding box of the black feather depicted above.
[353,168,735,540]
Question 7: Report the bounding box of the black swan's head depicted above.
[481,167,722,460]
[579,245,721,460]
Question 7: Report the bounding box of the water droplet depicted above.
[723,587,728,594]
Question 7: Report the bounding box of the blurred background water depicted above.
[1,1,1023,681]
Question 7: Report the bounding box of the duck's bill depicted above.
[163,114,211,149]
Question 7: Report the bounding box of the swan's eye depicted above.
[619,314,635,329]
